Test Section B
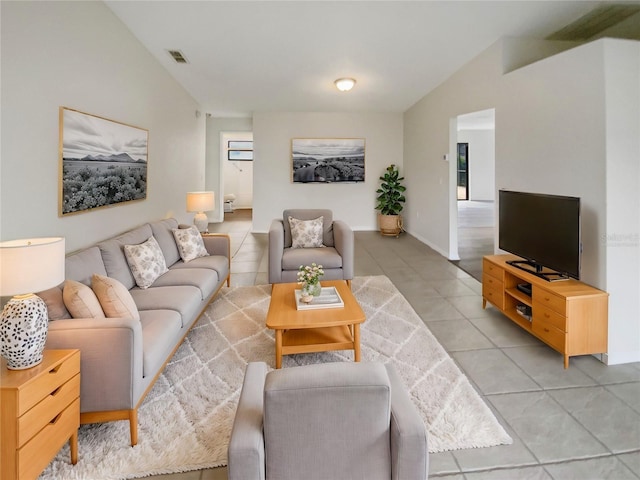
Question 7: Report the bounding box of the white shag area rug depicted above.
[41,275,511,479]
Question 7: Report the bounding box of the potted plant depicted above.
[375,164,406,237]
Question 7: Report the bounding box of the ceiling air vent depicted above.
[167,49,189,64]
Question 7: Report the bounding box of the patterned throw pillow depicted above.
[288,216,324,248]
[92,274,140,321]
[63,279,105,318]
[172,226,210,262]
[123,236,169,289]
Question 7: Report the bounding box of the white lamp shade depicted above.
[186,191,215,213]
[0,237,65,296]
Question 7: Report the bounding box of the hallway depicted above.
[452,200,495,281]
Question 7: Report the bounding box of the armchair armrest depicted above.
[386,364,429,480]
[333,220,354,280]
[46,316,144,413]
[228,362,269,480]
[268,219,285,284]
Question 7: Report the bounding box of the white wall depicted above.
[405,38,640,364]
[1,1,206,253]
[457,129,495,201]
[252,112,403,232]
[404,42,504,258]
[603,39,640,365]
[498,41,607,286]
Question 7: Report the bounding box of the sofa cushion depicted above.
[139,310,182,378]
[98,224,153,290]
[151,268,219,301]
[283,209,334,248]
[130,286,202,328]
[123,236,169,289]
[92,274,140,321]
[63,280,105,318]
[170,255,229,283]
[288,216,324,248]
[172,226,210,262]
[150,218,181,267]
[282,246,343,270]
[65,246,108,286]
[37,285,71,321]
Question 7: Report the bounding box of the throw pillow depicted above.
[37,286,71,320]
[288,216,324,248]
[123,236,169,289]
[63,280,105,318]
[91,274,140,321]
[172,226,210,262]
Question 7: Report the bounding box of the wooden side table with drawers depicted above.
[1,349,80,480]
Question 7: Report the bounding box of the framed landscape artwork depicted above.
[59,107,149,216]
[291,138,365,183]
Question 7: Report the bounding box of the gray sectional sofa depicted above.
[40,218,230,445]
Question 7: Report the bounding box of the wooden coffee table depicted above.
[266,280,366,368]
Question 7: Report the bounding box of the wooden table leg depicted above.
[70,431,78,464]
[353,323,361,362]
[275,329,283,369]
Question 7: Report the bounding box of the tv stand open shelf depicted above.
[482,254,608,368]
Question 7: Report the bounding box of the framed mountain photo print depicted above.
[59,107,148,216]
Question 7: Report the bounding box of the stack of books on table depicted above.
[295,286,345,310]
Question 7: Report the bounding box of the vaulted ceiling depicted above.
[105,1,640,117]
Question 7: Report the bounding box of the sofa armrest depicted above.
[46,316,144,413]
[333,220,354,280]
[386,364,429,480]
[268,219,285,284]
[202,233,231,258]
[228,362,269,480]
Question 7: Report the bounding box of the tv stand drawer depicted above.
[533,301,566,331]
[533,287,566,316]
[533,319,565,352]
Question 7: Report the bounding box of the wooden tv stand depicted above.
[482,254,608,368]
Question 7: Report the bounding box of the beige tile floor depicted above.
[148,209,640,480]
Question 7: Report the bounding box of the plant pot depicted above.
[378,214,403,237]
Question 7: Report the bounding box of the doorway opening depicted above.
[450,109,496,281]
[220,131,253,221]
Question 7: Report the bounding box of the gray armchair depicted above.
[268,209,354,285]
[228,361,429,480]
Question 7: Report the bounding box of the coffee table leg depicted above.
[275,329,283,369]
[353,323,361,362]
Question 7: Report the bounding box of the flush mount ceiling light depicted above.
[334,78,356,92]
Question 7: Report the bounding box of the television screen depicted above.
[498,190,581,280]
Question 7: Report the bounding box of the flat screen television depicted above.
[498,190,581,281]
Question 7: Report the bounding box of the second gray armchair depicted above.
[268,209,354,285]
[228,361,429,480]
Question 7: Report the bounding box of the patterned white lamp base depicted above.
[193,212,209,233]
[0,294,48,370]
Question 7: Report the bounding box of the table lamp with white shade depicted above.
[187,191,215,233]
[0,237,65,370]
